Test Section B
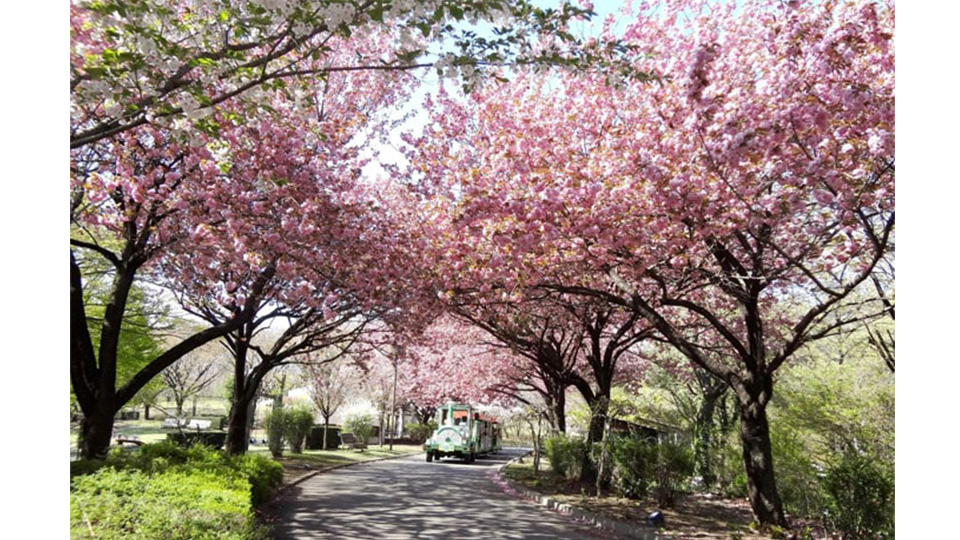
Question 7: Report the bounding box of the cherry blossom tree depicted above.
[459,291,653,483]
[69,0,634,460]
[70,25,411,459]
[443,292,577,433]
[403,315,522,409]
[415,0,894,527]
[70,0,641,149]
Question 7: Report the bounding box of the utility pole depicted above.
[389,349,398,451]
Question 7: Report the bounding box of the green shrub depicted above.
[608,436,658,498]
[71,442,283,508]
[285,407,315,454]
[70,466,269,540]
[71,458,111,478]
[264,409,288,458]
[306,424,341,450]
[138,440,190,463]
[823,451,894,539]
[165,431,227,449]
[602,435,694,505]
[544,435,569,477]
[344,413,375,443]
[651,439,695,507]
[770,425,827,517]
[544,434,588,481]
[405,422,435,444]
[716,430,749,498]
[232,453,284,506]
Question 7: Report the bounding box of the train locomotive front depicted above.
[424,402,501,463]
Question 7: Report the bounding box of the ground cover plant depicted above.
[70,442,283,539]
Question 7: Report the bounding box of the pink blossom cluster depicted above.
[411,0,894,378]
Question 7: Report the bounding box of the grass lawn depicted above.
[250,444,423,484]
[502,458,781,540]
[70,419,181,454]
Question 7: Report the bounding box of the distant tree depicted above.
[303,354,360,450]
[130,384,165,421]
[161,340,223,418]
[201,300,369,454]
[344,412,375,444]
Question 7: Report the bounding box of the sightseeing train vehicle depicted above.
[424,402,502,463]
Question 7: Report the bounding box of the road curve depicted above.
[272,447,612,540]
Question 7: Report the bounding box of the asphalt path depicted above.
[272,447,614,540]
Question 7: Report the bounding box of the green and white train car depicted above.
[424,402,502,463]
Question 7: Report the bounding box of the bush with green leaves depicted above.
[165,431,227,449]
[70,442,282,539]
[285,407,315,454]
[71,442,283,503]
[405,422,436,444]
[766,352,894,521]
[264,408,288,458]
[651,438,695,507]
[306,424,341,450]
[71,467,267,540]
[714,429,749,498]
[344,413,375,443]
[544,434,588,481]
[769,423,828,517]
[232,453,285,505]
[607,435,658,498]
[823,451,894,539]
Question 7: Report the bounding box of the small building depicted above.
[609,416,681,443]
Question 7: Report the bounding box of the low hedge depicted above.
[70,442,283,539]
[305,425,341,450]
[166,431,227,449]
[544,434,589,480]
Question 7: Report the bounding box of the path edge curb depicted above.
[494,449,674,540]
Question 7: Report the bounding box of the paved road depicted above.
[272,447,613,540]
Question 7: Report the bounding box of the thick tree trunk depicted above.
[245,398,257,440]
[226,338,252,455]
[78,408,115,460]
[736,381,787,528]
[225,392,251,455]
[143,403,151,420]
[578,397,609,485]
[545,382,566,433]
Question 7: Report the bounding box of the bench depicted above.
[338,433,367,451]
[162,418,211,430]
[162,418,186,429]
[116,437,143,447]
